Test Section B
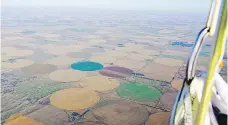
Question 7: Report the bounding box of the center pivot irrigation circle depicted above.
[71,61,103,71]
[80,76,119,91]
[145,112,170,125]
[50,88,100,110]
[92,99,149,125]
[21,64,57,75]
[99,66,133,78]
[116,83,162,102]
[49,69,85,82]
[160,92,177,110]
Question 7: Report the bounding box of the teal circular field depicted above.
[116,83,162,102]
[71,61,103,71]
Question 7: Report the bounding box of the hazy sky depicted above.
[3,0,211,12]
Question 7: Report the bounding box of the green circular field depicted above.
[116,83,162,102]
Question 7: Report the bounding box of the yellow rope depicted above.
[196,0,227,124]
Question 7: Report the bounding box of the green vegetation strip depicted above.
[116,83,162,102]
[16,82,72,101]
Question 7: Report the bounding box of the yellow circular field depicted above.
[145,112,170,125]
[50,88,100,110]
[80,76,119,91]
[4,114,44,125]
[49,69,85,82]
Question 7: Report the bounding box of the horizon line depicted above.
[1,6,208,14]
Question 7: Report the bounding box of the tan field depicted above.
[1,7,226,125]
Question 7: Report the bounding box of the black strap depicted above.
[185,77,194,85]
[212,105,227,125]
